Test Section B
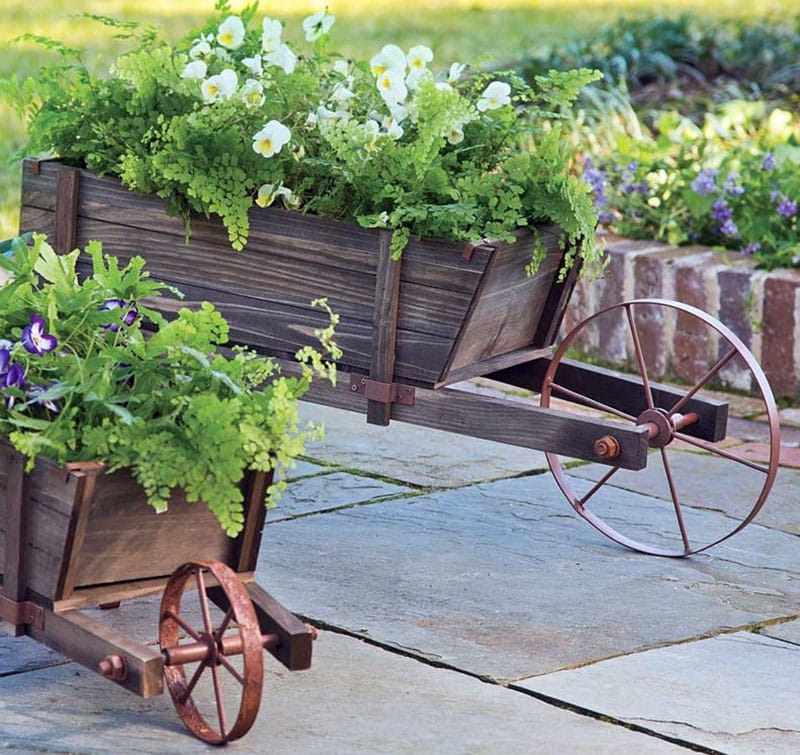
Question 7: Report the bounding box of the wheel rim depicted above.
[541,298,781,557]
[159,560,264,744]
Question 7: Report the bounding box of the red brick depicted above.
[761,272,800,398]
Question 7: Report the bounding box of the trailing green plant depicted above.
[582,101,800,270]
[1,1,603,272]
[0,233,339,535]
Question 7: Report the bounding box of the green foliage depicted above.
[520,12,800,105]
[0,234,338,535]
[1,5,603,274]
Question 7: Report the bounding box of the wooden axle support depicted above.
[4,577,313,699]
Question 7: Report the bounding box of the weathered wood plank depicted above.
[292,366,650,470]
[368,231,402,425]
[489,357,730,443]
[29,608,164,697]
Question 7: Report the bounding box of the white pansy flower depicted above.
[256,183,297,208]
[407,45,433,71]
[370,44,406,76]
[446,123,465,145]
[477,81,512,112]
[447,62,466,83]
[305,110,319,128]
[243,54,263,77]
[316,105,349,124]
[265,44,297,75]
[252,120,291,157]
[190,33,213,59]
[381,114,404,140]
[201,69,238,103]
[262,18,283,53]
[376,69,407,106]
[217,16,245,50]
[241,79,265,108]
[181,60,208,80]
[303,10,335,42]
[331,83,355,107]
[436,82,454,92]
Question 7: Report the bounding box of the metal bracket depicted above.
[0,594,45,631]
[349,375,415,406]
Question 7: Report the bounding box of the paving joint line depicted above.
[298,615,720,754]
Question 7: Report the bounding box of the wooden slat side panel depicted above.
[72,469,237,587]
[444,230,565,377]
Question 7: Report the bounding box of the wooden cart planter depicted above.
[0,438,314,744]
[10,157,783,737]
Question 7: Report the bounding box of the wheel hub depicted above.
[637,407,674,448]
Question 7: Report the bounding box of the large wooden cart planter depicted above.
[0,439,314,744]
[18,158,781,557]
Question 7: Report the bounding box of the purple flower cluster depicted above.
[690,169,718,196]
[1,315,59,412]
[770,191,798,218]
[712,198,739,238]
[582,157,615,225]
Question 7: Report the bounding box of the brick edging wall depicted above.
[565,235,800,400]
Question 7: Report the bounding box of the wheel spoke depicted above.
[626,303,655,409]
[181,659,209,703]
[214,608,235,643]
[211,664,229,742]
[195,568,216,635]
[162,609,203,642]
[549,381,637,423]
[669,348,738,416]
[659,448,691,552]
[217,649,246,685]
[674,432,772,474]
[578,465,622,508]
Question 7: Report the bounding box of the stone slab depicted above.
[517,631,800,755]
[0,631,685,754]
[299,401,549,487]
[271,470,413,521]
[257,473,800,682]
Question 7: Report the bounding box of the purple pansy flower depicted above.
[100,299,139,331]
[21,314,58,355]
[1,362,26,410]
[0,347,9,374]
[28,383,61,414]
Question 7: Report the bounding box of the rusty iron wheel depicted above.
[159,560,264,744]
[541,298,781,557]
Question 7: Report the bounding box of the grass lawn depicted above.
[1,0,796,240]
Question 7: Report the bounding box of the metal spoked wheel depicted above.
[541,298,781,557]
[159,560,266,744]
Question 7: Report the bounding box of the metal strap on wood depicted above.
[0,595,44,632]
[349,375,415,406]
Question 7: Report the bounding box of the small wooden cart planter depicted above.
[0,439,314,744]
[18,158,782,557]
